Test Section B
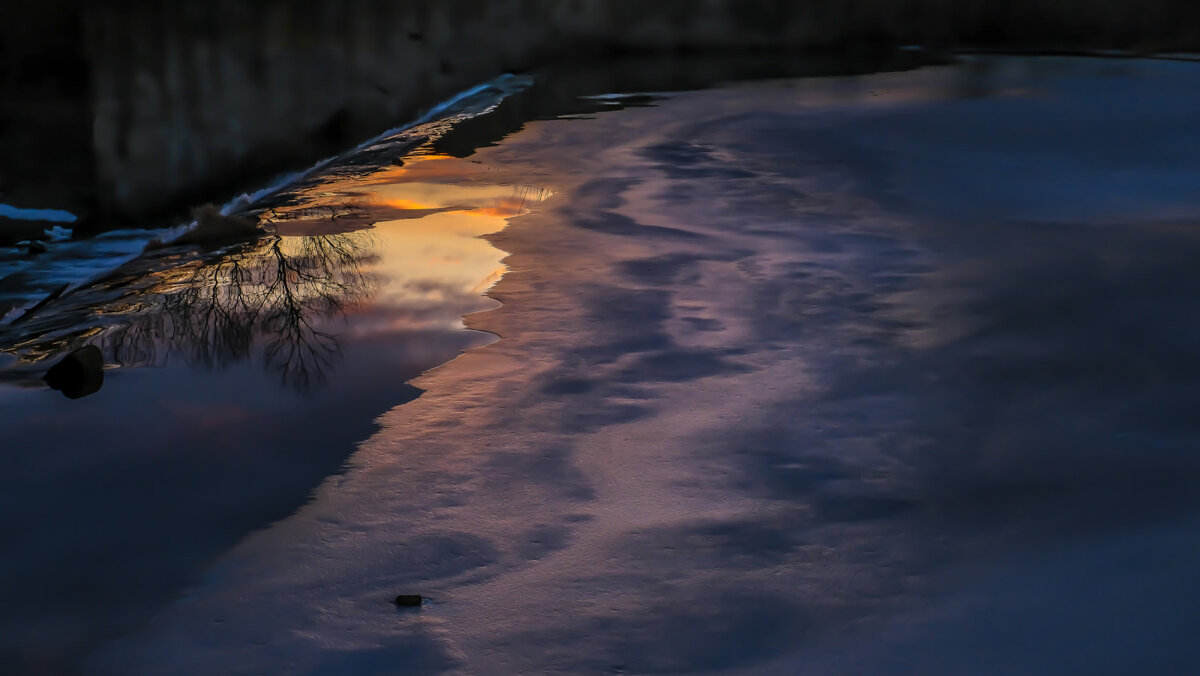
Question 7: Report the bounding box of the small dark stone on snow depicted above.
[27,240,47,255]
[394,594,423,607]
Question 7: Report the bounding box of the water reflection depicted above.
[0,231,375,395]
[266,153,549,338]
[1,153,548,397]
[108,233,374,392]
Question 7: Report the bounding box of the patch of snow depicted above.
[0,204,77,223]
[43,225,74,242]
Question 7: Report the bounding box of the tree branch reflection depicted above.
[83,231,373,394]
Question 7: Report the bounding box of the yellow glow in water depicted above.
[269,153,550,333]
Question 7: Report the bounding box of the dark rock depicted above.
[43,345,104,399]
[393,594,423,607]
[27,239,47,255]
[0,216,52,247]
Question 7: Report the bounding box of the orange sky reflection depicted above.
[272,153,550,335]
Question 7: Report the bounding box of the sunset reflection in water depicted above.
[0,153,550,393]
[270,153,550,338]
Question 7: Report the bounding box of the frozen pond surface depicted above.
[5,54,1200,673]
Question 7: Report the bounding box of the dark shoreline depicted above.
[5,0,1200,231]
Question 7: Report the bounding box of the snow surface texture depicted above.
[89,56,1200,674]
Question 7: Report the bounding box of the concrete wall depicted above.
[6,0,1200,224]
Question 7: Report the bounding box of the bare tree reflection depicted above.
[0,231,376,394]
[115,233,374,392]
